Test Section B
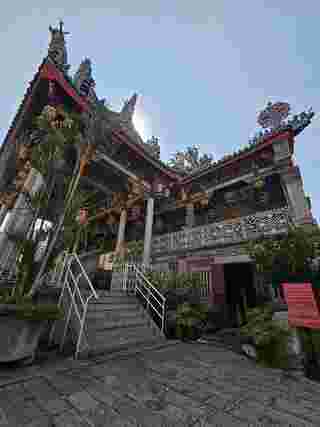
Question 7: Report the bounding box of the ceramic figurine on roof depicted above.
[257,101,290,130]
[168,145,214,174]
[121,93,138,122]
[73,58,96,99]
[144,136,161,160]
[48,21,70,74]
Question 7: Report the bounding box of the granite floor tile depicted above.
[38,397,73,415]
[230,399,314,426]
[0,342,319,425]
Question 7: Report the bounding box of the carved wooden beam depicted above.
[175,187,209,209]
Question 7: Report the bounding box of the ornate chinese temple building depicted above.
[0,22,316,311]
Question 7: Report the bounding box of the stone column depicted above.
[185,203,195,228]
[142,197,154,266]
[281,166,310,225]
[115,208,127,254]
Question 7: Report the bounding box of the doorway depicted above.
[224,262,256,327]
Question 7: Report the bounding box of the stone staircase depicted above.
[51,256,168,359]
[82,288,166,358]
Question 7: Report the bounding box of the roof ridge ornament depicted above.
[121,93,138,122]
[257,101,290,130]
[73,58,96,99]
[144,136,161,160]
[48,20,70,74]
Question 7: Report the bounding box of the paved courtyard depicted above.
[0,342,320,426]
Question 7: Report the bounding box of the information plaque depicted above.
[282,283,320,329]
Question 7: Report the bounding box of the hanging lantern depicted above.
[76,208,88,226]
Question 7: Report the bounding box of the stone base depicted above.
[0,314,46,362]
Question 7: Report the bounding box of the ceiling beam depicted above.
[95,151,151,192]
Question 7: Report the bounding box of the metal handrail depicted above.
[131,263,166,334]
[49,252,99,358]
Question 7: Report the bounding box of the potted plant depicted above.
[176,302,208,341]
[240,304,293,369]
[0,237,62,364]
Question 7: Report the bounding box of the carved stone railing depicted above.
[151,207,290,255]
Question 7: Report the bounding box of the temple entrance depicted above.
[224,262,256,327]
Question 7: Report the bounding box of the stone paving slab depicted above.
[0,342,320,425]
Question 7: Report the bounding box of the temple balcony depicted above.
[151,207,290,255]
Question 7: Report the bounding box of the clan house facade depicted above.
[0,23,316,309]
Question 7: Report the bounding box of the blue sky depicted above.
[0,1,319,223]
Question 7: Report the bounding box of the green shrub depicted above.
[14,303,63,321]
[240,304,291,368]
[145,271,208,292]
[0,291,63,321]
[298,329,320,359]
[176,302,208,340]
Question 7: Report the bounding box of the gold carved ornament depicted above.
[175,186,209,209]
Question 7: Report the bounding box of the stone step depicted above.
[87,325,157,348]
[81,290,133,298]
[87,302,140,312]
[90,296,138,305]
[89,339,177,362]
[85,317,149,332]
[101,290,135,297]
[81,290,138,303]
[86,336,166,359]
[86,309,143,321]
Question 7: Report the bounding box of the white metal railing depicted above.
[118,263,151,293]
[49,253,99,359]
[129,263,166,334]
[198,271,210,298]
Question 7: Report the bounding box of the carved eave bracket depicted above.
[175,186,209,209]
[88,178,147,224]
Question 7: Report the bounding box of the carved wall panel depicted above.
[151,207,290,255]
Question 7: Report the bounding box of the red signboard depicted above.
[282,283,320,329]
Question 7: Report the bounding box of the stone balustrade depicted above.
[151,207,290,255]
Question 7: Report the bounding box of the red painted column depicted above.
[210,262,225,306]
[177,258,187,273]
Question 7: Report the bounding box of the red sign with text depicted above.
[282,283,320,329]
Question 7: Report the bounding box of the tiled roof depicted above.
[1,49,314,189]
[0,57,48,155]
[180,110,315,183]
